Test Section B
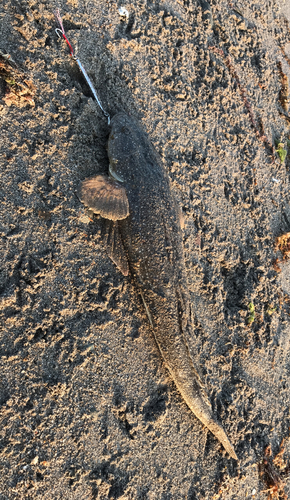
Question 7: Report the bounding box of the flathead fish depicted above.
[78,113,237,460]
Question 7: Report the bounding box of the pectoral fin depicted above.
[102,220,129,276]
[77,175,129,221]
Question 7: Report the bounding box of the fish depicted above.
[77,112,237,460]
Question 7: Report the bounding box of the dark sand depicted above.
[1,0,290,498]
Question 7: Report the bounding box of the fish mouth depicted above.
[109,162,124,183]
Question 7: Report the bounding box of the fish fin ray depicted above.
[102,220,129,276]
[140,292,154,328]
[77,175,129,221]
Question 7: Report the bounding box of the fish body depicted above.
[78,113,237,460]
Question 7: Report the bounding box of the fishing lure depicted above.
[54,9,110,124]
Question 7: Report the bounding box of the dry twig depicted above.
[209,46,276,158]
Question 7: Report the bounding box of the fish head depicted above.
[108,113,140,182]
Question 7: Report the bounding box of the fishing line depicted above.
[54,9,111,125]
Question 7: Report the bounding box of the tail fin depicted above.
[173,374,237,460]
[205,418,237,460]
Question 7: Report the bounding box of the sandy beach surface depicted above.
[1,0,290,498]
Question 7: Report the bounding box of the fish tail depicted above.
[202,418,238,460]
[173,375,237,460]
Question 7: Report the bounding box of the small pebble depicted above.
[118,7,129,20]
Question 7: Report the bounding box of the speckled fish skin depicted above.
[102,113,236,459]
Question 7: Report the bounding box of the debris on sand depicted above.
[247,302,255,325]
[0,50,36,107]
[275,141,288,163]
[259,443,289,500]
[275,232,290,261]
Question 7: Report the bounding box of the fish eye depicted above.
[121,126,130,135]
